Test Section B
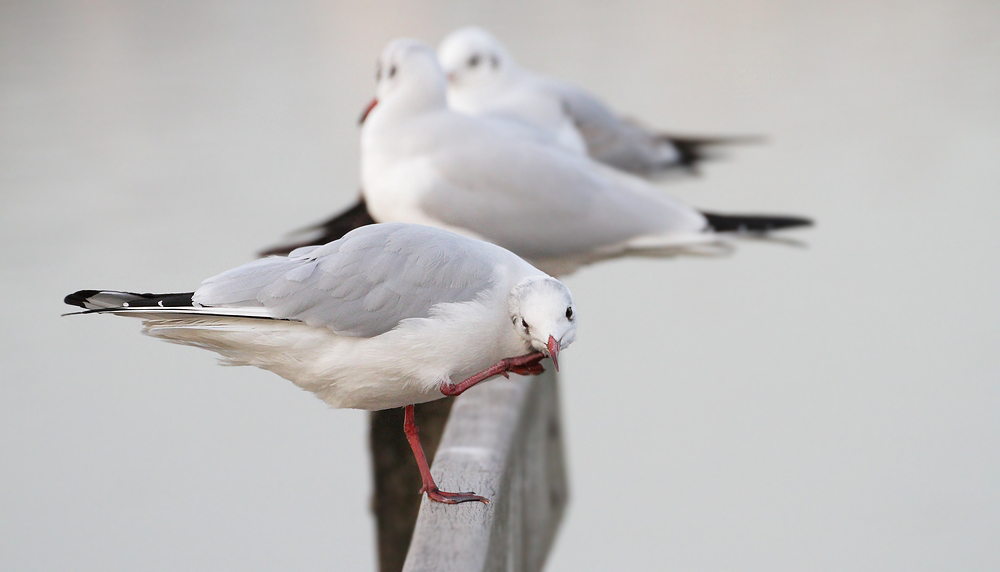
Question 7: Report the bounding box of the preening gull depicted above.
[353,39,810,275]
[64,223,577,504]
[438,26,756,177]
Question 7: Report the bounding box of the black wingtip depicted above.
[664,134,765,170]
[63,290,196,311]
[259,196,377,257]
[671,138,708,170]
[702,212,814,234]
[64,290,101,308]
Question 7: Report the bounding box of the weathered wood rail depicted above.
[400,369,567,571]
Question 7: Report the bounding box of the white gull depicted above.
[64,223,577,504]
[358,39,809,276]
[438,26,755,177]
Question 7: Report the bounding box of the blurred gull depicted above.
[438,26,755,177]
[64,223,577,504]
[346,38,810,276]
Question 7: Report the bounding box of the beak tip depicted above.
[359,98,378,125]
[546,335,560,372]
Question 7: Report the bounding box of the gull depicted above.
[64,223,577,504]
[349,38,810,276]
[438,26,755,177]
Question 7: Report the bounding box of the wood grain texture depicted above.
[403,369,567,572]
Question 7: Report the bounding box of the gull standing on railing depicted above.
[262,38,809,260]
[354,39,810,276]
[438,26,756,177]
[63,223,577,504]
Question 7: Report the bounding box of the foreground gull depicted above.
[64,223,577,504]
[351,38,810,276]
[438,26,754,177]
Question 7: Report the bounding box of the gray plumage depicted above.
[439,26,752,177]
[193,223,501,338]
[63,222,572,411]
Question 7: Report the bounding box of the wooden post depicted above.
[402,369,567,572]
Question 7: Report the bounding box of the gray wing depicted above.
[552,84,675,173]
[193,224,500,337]
[528,76,684,175]
[543,77,747,176]
[418,117,708,261]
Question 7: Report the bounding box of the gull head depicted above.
[438,26,514,90]
[362,38,447,124]
[509,276,577,371]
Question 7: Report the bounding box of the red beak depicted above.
[546,335,560,372]
[359,97,378,124]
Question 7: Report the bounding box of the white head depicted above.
[360,38,448,124]
[509,276,577,370]
[437,26,516,91]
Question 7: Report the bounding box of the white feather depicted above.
[362,39,722,275]
[438,27,692,175]
[70,224,578,411]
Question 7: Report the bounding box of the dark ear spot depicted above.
[388,65,397,79]
[490,54,500,68]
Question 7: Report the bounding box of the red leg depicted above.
[402,404,489,504]
[439,352,546,397]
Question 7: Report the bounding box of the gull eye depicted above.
[565,306,574,320]
[521,318,529,331]
[375,63,382,81]
[388,65,397,79]
[468,54,481,68]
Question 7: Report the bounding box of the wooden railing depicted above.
[401,369,567,571]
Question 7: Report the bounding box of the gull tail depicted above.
[64,290,195,312]
[63,289,274,320]
[660,134,763,174]
[701,212,814,234]
[63,290,328,376]
[259,195,376,257]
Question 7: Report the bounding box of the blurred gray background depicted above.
[2,0,998,570]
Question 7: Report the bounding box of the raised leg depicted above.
[439,351,546,397]
[402,404,489,504]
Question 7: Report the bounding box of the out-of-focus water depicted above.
[2,1,998,570]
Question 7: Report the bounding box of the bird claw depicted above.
[506,355,546,377]
[421,485,490,505]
